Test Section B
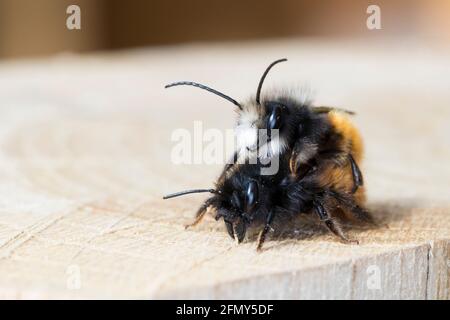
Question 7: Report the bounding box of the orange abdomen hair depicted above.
[317,111,366,205]
[327,111,364,164]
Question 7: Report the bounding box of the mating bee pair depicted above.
[164,59,374,251]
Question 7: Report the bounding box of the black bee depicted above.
[163,161,287,246]
[164,154,372,251]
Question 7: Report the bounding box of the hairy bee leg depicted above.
[289,139,320,179]
[313,201,359,244]
[184,199,214,229]
[349,155,363,193]
[289,154,316,180]
[224,220,235,240]
[184,210,206,229]
[257,210,275,251]
[289,141,305,175]
[289,153,298,175]
[327,190,375,225]
[234,219,247,243]
[217,151,238,184]
[347,204,375,225]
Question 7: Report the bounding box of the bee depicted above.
[165,59,363,193]
[163,160,288,246]
[164,154,373,251]
[164,59,374,250]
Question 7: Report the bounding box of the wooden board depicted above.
[0,40,448,299]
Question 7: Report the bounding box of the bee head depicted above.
[217,163,281,242]
[235,99,291,154]
[218,177,259,238]
[165,59,293,160]
[228,179,259,219]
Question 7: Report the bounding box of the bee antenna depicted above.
[165,81,242,110]
[256,58,288,105]
[163,188,216,200]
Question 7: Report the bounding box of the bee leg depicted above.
[349,155,363,193]
[234,219,247,243]
[184,198,215,229]
[289,142,305,175]
[224,220,235,240]
[327,189,376,225]
[256,210,275,251]
[289,140,319,179]
[289,153,298,175]
[313,201,359,244]
[217,151,239,184]
[345,203,375,225]
[289,145,309,176]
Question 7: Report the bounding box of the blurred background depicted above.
[0,1,449,300]
[1,0,450,59]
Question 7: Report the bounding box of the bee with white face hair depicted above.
[165,59,362,186]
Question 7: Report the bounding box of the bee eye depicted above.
[231,191,242,210]
[245,181,259,211]
[268,106,282,130]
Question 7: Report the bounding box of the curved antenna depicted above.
[163,188,216,200]
[165,81,242,110]
[255,58,288,105]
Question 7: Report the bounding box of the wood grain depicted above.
[0,40,448,299]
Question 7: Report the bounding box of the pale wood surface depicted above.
[0,40,449,299]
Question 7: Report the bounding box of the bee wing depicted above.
[313,106,355,115]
